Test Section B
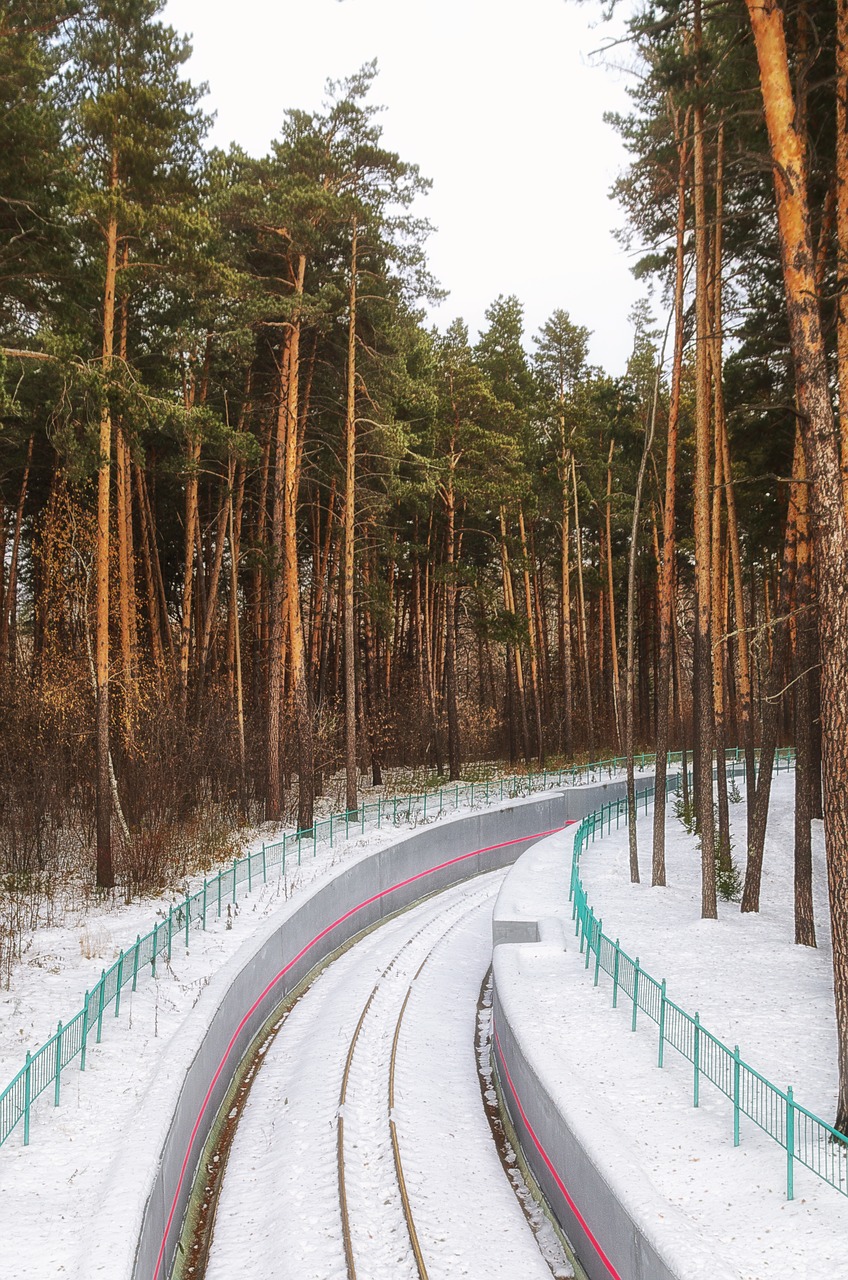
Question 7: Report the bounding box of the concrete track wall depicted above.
[123,786,624,1280]
[491,774,738,1280]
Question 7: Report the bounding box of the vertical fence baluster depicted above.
[594,919,603,986]
[184,892,191,949]
[167,906,174,960]
[694,1013,700,1107]
[54,1024,63,1106]
[202,879,208,929]
[262,843,267,882]
[96,972,105,1043]
[733,1045,741,1145]
[81,991,89,1070]
[115,951,124,1018]
[632,959,640,1031]
[658,980,667,1067]
[23,1052,31,1146]
[232,858,237,904]
[151,924,158,978]
[787,1086,795,1200]
[613,939,620,1007]
[132,937,140,991]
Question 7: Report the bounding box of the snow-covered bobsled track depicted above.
[89,787,626,1280]
[199,871,569,1280]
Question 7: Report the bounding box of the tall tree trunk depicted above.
[625,340,662,885]
[560,435,573,755]
[693,0,716,918]
[284,254,315,831]
[653,106,690,886]
[793,444,816,947]
[444,446,462,780]
[518,506,544,765]
[572,457,595,754]
[741,434,800,914]
[344,216,359,814]
[0,436,32,668]
[115,243,135,731]
[746,0,848,1133]
[604,439,623,750]
[266,334,291,822]
[95,151,119,889]
[499,508,531,765]
[836,0,848,515]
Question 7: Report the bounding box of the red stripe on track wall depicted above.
[493,1024,622,1280]
[152,821,572,1279]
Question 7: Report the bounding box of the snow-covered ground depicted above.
[496,773,846,1280]
[0,784,574,1280]
[205,871,571,1280]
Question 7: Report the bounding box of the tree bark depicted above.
[0,436,32,669]
[792,444,816,947]
[604,439,623,751]
[653,106,689,886]
[95,149,119,889]
[344,216,359,814]
[693,0,716,918]
[746,0,848,1133]
[519,506,544,765]
[284,254,315,831]
[572,457,595,754]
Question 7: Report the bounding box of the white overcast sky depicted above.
[163,0,646,375]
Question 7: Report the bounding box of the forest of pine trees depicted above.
[4,2,848,1127]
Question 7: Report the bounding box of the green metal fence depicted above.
[0,750,652,1150]
[569,747,848,1202]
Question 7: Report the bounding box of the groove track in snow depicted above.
[203,870,561,1280]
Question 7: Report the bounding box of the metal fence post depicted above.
[247,850,252,893]
[733,1045,741,1146]
[658,980,667,1067]
[694,1014,701,1107]
[594,919,603,986]
[232,858,237,904]
[132,935,140,990]
[115,951,124,1018]
[184,892,191,948]
[787,1086,795,1200]
[262,843,267,882]
[167,906,174,960]
[96,971,106,1043]
[151,924,157,977]
[81,991,89,1070]
[217,872,222,918]
[54,1023,63,1106]
[632,959,640,1031]
[23,1052,31,1146]
[613,939,621,1007]
[202,879,208,929]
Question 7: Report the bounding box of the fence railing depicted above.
[0,749,659,1150]
[569,747,848,1202]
